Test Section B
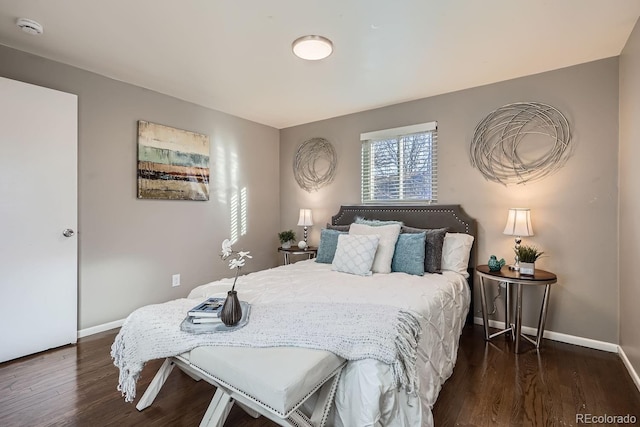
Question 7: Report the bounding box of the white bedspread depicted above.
[188,259,469,427]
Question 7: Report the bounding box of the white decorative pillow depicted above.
[331,234,380,276]
[349,223,401,274]
[441,233,475,278]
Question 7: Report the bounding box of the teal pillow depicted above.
[391,232,426,276]
[315,229,347,264]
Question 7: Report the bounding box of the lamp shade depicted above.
[297,209,314,227]
[503,208,534,237]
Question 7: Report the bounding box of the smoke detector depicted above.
[16,18,44,35]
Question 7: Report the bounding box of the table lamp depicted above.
[503,208,533,271]
[297,209,314,245]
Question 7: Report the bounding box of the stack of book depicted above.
[186,297,226,324]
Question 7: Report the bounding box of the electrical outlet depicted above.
[172,274,180,287]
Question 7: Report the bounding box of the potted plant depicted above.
[515,245,544,275]
[278,230,296,249]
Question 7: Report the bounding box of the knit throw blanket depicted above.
[111,298,421,403]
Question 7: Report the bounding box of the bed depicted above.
[113,204,476,427]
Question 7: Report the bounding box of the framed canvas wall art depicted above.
[137,121,210,201]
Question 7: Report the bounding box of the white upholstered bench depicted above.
[136,346,346,427]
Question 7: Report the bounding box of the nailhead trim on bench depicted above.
[189,360,346,419]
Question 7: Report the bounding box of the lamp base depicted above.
[510,237,522,271]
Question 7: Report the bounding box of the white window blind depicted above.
[361,121,437,204]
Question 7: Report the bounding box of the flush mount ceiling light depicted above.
[16,18,44,35]
[292,35,333,60]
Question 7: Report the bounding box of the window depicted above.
[361,121,437,204]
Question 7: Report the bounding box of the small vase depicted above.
[220,290,242,326]
[281,241,291,249]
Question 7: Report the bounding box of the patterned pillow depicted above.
[331,234,380,276]
[391,232,426,276]
[401,226,448,273]
[315,229,347,264]
[349,223,401,274]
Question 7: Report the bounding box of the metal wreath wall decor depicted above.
[470,102,572,185]
[293,137,337,192]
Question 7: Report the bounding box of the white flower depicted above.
[221,239,233,257]
[220,239,251,292]
[229,258,246,269]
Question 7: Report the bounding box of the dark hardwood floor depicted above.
[1,325,638,426]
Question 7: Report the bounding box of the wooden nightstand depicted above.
[476,265,557,353]
[278,246,317,265]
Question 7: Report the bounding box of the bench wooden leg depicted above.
[286,366,344,427]
[236,401,261,419]
[309,367,343,427]
[178,366,203,382]
[136,358,175,411]
[200,388,234,427]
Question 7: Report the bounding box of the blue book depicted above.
[187,297,225,318]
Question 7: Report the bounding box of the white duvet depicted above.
[187,259,470,427]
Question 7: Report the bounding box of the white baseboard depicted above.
[77,318,125,339]
[618,346,640,392]
[473,317,618,353]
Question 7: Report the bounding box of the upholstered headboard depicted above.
[331,204,477,324]
[331,204,476,264]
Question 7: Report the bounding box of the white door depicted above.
[0,77,78,363]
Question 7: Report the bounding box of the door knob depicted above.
[62,229,75,237]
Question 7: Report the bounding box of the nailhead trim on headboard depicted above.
[334,208,470,233]
[332,205,475,236]
[331,204,477,274]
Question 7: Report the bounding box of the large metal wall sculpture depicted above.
[470,102,571,185]
[293,137,337,192]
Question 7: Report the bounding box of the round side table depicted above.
[476,265,557,353]
[278,246,317,265]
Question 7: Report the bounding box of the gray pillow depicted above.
[401,226,448,273]
[315,229,347,263]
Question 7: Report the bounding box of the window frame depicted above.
[360,121,437,204]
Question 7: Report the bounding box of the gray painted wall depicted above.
[619,20,640,376]
[280,58,620,343]
[0,45,280,330]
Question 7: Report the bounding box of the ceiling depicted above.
[0,1,639,129]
